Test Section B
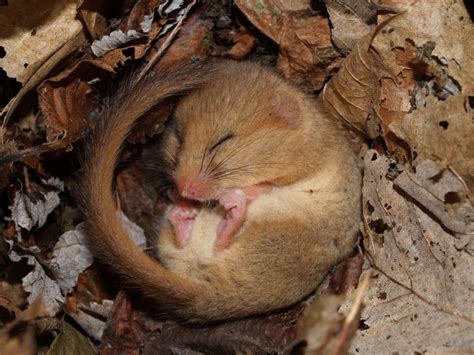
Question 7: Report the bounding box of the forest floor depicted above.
[0,0,473,354]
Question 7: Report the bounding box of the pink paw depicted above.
[168,202,199,248]
[215,189,247,251]
[215,184,273,251]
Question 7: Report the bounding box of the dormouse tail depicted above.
[80,62,212,312]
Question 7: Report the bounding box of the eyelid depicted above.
[209,132,234,153]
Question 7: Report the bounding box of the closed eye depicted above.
[209,132,234,153]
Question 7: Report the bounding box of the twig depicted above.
[332,272,371,355]
[136,0,197,81]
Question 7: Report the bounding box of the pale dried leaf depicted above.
[67,300,113,341]
[350,150,474,353]
[48,223,94,294]
[0,0,84,84]
[91,29,145,57]
[158,0,185,16]
[9,252,64,317]
[390,95,474,191]
[9,178,64,232]
[393,160,474,234]
[372,0,473,95]
[357,0,473,158]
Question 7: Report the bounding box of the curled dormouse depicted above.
[81,60,361,322]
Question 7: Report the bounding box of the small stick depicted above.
[137,0,198,81]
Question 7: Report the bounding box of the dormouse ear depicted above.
[269,90,301,128]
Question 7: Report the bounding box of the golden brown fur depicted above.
[81,60,361,322]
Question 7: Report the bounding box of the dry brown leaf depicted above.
[37,58,114,145]
[235,0,340,91]
[324,254,364,296]
[116,165,158,223]
[213,26,256,60]
[0,0,86,125]
[326,0,374,54]
[352,150,474,353]
[276,15,339,91]
[34,0,201,152]
[0,0,83,83]
[148,11,213,69]
[322,28,386,136]
[77,0,110,41]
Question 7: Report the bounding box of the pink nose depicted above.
[179,178,202,199]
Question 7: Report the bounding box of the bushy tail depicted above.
[80,62,211,312]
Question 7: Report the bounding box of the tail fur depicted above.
[80,62,212,313]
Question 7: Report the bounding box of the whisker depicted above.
[204,148,220,175]
[207,127,280,175]
[199,138,212,174]
[208,161,283,181]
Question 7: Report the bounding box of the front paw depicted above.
[168,201,199,248]
[215,189,247,251]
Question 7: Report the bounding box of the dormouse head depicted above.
[171,61,315,201]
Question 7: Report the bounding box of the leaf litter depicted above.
[0,0,473,353]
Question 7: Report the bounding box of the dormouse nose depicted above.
[176,175,211,200]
